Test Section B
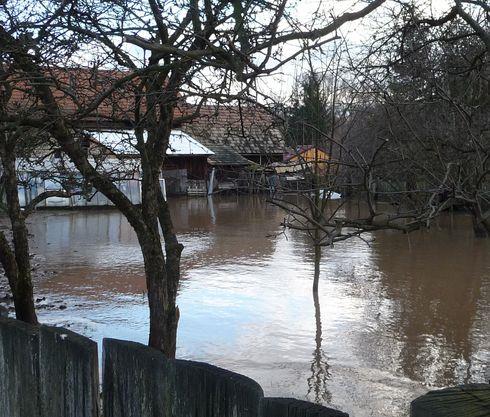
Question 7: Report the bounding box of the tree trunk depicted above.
[137,163,183,358]
[0,138,37,324]
[162,242,182,358]
[136,221,182,358]
[157,191,184,358]
[313,244,321,293]
[140,233,169,351]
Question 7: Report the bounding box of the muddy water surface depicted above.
[3,196,489,417]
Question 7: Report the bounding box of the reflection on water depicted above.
[1,196,488,417]
[307,288,332,404]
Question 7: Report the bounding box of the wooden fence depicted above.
[0,317,348,417]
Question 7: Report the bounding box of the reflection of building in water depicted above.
[19,196,283,299]
[364,214,489,386]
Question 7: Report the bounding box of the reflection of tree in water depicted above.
[307,266,332,404]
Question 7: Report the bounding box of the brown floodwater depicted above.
[1,196,489,417]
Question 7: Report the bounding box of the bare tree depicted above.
[414,0,489,52]
[270,45,453,293]
[347,1,489,237]
[0,68,85,323]
[0,0,386,356]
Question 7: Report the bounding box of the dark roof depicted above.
[181,104,284,156]
[206,144,251,166]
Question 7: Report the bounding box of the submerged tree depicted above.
[350,2,489,237]
[278,65,343,292]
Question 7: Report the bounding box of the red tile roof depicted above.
[5,66,184,123]
[4,67,284,154]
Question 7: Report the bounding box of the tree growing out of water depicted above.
[275,57,344,292]
[272,0,489,294]
[0,0,387,356]
[345,1,489,238]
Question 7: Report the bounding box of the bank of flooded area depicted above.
[1,196,489,417]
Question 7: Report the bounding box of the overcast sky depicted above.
[254,0,457,102]
[69,0,461,104]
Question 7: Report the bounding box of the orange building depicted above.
[280,146,330,175]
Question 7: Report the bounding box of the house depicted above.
[6,68,285,203]
[15,130,215,208]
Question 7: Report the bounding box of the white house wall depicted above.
[10,130,197,209]
[17,178,144,208]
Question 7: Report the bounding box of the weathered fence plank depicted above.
[260,398,349,417]
[0,317,99,417]
[103,338,264,417]
[0,317,40,417]
[410,384,490,417]
[103,338,170,417]
[172,359,264,417]
[39,325,100,417]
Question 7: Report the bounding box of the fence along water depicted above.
[0,317,350,416]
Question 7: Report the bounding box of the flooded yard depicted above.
[2,195,489,417]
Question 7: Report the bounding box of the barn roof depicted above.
[6,67,177,124]
[181,104,285,156]
[6,67,285,155]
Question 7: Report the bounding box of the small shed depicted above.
[204,144,253,193]
[281,145,331,175]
